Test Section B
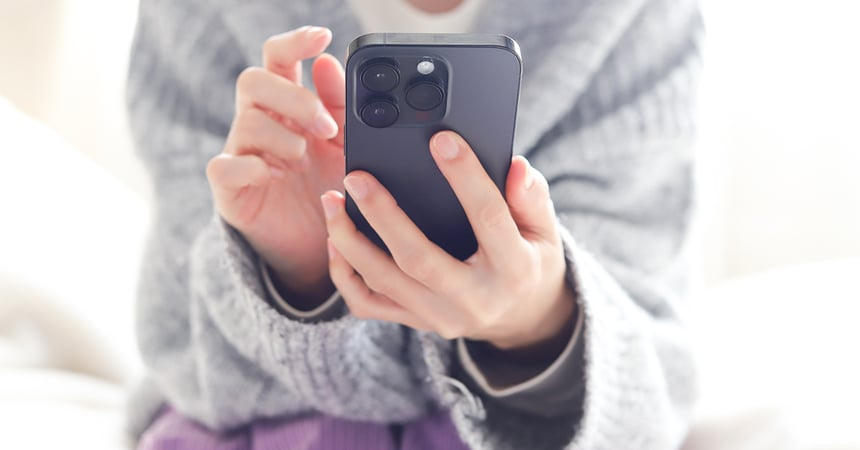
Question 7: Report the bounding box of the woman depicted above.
[127,0,703,448]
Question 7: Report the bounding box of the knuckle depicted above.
[236,66,266,93]
[363,273,391,296]
[477,203,510,232]
[398,253,438,285]
[286,137,308,160]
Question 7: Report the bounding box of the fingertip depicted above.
[312,54,340,83]
[430,131,462,160]
[505,159,556,238]
[314,52,344,70]
[305,26,333,47]
[205,153,226,181]
[431,130,464,147]
[320,189,344,201]
[344,169,369,181]
[320,191,341,220]
[521,158,535,190]
[313,53,347,111]
[505,156,529,197]
[313,105,340,139]
[312,53,345,86]
[511,155,529,174]
[345,170,382,191]
[321,189,346,206]
[263,26,333,82]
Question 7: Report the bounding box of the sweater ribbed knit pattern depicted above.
[126,0,704,448]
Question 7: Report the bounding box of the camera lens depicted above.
[360,100,399,128]
[406,82,444,111]
[361,63,399,92]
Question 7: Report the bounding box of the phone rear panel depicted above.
[345,34,522,261]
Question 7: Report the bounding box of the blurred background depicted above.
[1,0,858,449]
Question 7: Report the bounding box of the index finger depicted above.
[262,26,332,84]
[429,131,525,265]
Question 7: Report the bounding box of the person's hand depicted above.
[206,26,345,306]
[322,131,577,355]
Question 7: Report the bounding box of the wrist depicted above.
[268,266,335,311]
[486,284,577,364]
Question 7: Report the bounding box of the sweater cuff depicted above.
[259,257,344,322]
[456,305,584,416]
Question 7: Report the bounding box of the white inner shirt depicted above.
[346,0,485,33]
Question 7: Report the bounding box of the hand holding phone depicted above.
[322,127,576,353]
[323,33,576,353]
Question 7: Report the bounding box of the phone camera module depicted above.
[405,82,444,111]
[360,99,399,128]
[361,63,400,92]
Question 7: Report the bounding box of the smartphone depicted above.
[344,33,522,261]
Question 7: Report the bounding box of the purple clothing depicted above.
[138,408,470,450]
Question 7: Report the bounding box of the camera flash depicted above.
[417,60,435,75]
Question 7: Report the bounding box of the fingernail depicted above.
[343,176,368,200]
[321,194,338,219]
[313,107,338,139]
[306,26,329,40]
[433,133,459,160]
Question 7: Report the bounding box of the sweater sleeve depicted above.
[126,0,429,434]
[433,0,705,448]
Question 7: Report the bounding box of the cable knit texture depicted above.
[126,0,703,448]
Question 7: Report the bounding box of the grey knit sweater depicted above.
[126,0,704,448]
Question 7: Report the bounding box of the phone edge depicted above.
[347,33,521,62]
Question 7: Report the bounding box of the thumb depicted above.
[506,156,558,241]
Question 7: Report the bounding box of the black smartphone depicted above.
[344,33,522,261]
